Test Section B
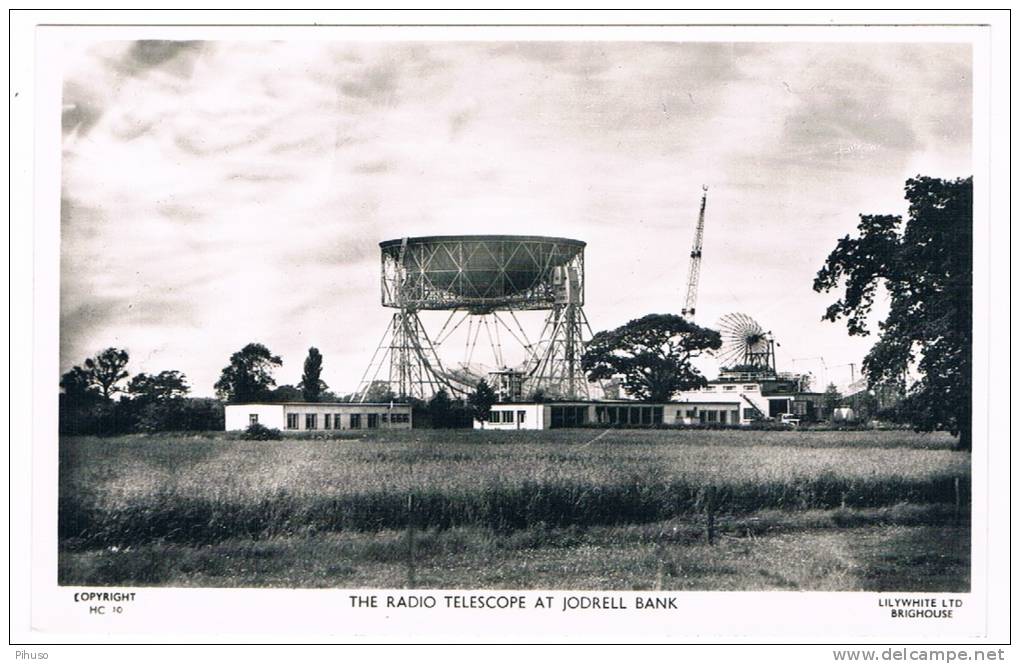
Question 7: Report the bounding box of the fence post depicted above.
[406,461,417,589]
[706,485,716,546]
[954,476,961,527]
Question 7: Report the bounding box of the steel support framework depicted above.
[360,235,596,402]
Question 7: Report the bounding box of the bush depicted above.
[242,423,282,440]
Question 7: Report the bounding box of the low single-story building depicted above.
[475,379,824,430]
[225,402,413,432]
[475,401,746,430]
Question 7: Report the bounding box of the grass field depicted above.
[58,429,970,591]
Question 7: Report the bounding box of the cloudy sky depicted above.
[59,40,972,397]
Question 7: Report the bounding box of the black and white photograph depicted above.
[11,10,1010,648]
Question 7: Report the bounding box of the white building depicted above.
[224,402,412,432]
[475,379,820,430]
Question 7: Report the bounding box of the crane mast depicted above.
[681,186,708,319]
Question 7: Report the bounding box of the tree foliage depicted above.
[361,380,397,403]
[214,343,282,403]
[814,176,972,449]
[82,348,130,399]
[468,380,497,423]
[299,347,328,402]
[60,365,102,404]
[821,383,842,420]
[428,389,454,428]
[127,370,190,404]
[582,314,722,402]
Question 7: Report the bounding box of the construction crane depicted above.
[681,185,709,319]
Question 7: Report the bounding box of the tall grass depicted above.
[59,431,969,549]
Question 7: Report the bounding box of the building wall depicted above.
[225,404,285,431]
[225,403,413,431]
[474,403,545,430]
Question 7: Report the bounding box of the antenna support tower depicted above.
[681,185,709,320]
[356,235,596,402]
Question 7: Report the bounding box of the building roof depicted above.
[225,402,411,407]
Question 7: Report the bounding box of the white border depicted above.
[9,10,1011,648]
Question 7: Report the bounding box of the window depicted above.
[704,386,715,392]
[652,407,663,425]
[550,406,588,428]
[323,414,332,430]
[502,410,513,423]
[367,413,379,428]
[640,407,652,425]
[517,410,526,423]
[744,385,758,391]
[723,385,736,391]
[381,413,389,423]
[488,410,500,423]
[391,413,410,424]
[707,411,718,423]
[286,413,299,429]
[305,414,317,430]
[249,414,259,426]
[350,414,361,429]
[686,409,697,419]
[742,408,756,420]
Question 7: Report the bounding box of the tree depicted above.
[428,389,453,428]
[362,380,397,403]
[83,348,130,399]
[267,384,303,402]
[214,343,282,403]
[468,380,497,423]
[299,347,328,402]
[582,314,722,402]
[60,365,101,403]
[127,370,190,404]
[821,383,842,421]
[814,176,972,450]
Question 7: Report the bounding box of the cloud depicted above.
[58,40,972,395]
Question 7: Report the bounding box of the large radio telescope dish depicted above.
[716,313,776,373]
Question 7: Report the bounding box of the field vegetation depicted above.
[59,429,969,590]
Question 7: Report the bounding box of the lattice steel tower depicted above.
[681,186,709,319]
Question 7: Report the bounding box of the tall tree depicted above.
[127,370,190,404]
[821,383,842,421]
[582,314,721,402]
[428,388,453,428]
[298,347,328,402]
[83,348,130,399]
[468,380,497,423]
[214,343,282,403]
[814,176,972,450]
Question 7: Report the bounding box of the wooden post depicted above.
[954,476,961,526]
[706,485,716,546]
[406,460,416,589]
[406,493,416,589]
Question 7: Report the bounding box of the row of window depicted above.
[703,384,758,392]
[488,410,526,424]
[593,405,663,426]
[249,412,410,430]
